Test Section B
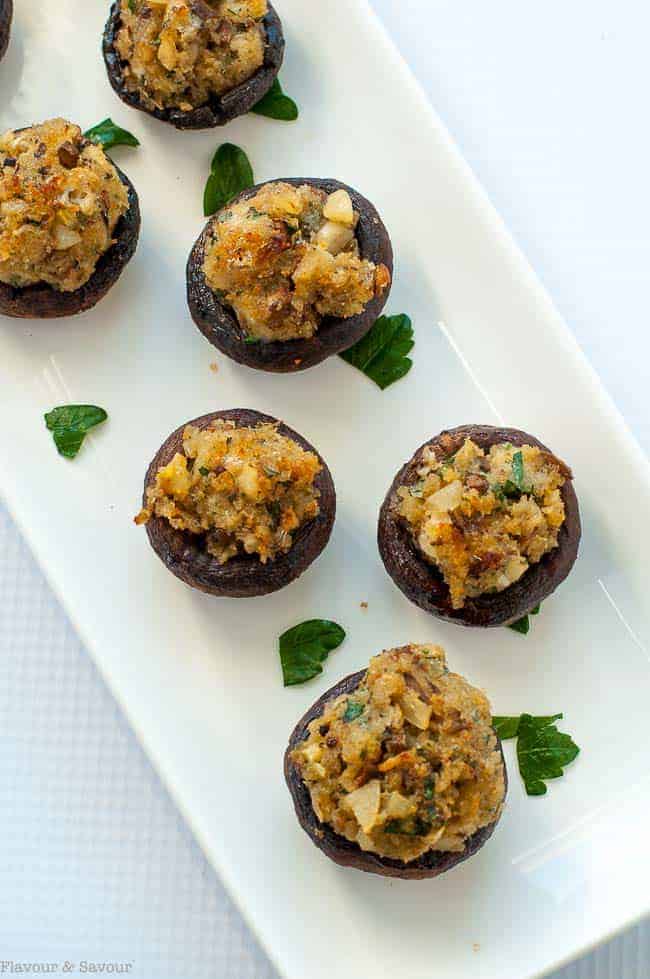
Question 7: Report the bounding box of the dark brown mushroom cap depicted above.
[102,1,284,130]
[0,165,140,319]
[0,0,12,62]
[285,668,507,880]
[378,425,581,628]
[186,178,394,372]
[142,408,336,597]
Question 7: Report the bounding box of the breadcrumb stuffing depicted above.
[0,118,128,292]
[292,644,505,862]
[203,181,391,341]
[396,438,568,608]
[115,0,267,113]
[136,419,321,564]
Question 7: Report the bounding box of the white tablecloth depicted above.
[2,0,649,975]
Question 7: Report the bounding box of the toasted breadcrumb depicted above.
[136,419,321,564]
[203,182,390,342]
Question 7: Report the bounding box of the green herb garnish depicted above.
[44,405,108,459]
[251,78,299,121]
[203,143,254,217]
[83,118,139,150]
[508,615,530,635]
[199,466,210,477]
[492,715,523,740]
[493,711,559,740]
[492,712,580,796]
[493,451,533,501]
[340,313,414,390]
[511,450,525,490]
[279,619,346,686]
[508,604,540,636]
[342,701,364,723]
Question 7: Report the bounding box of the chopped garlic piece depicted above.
[399,689,432,730]
[323,189,354,227]
[343,779,381,833]
[314,220,355,255]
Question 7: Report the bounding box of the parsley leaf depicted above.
[342,701,364,723]
[508,615,530,635]
[492,712,561,741]
[44,405,108,459]
[203,143,254,217]
[251,78,299,122]
[279,619,346,686]
[494,451,533,502]
[517,713,580,795]
[511,450,525,490]
[491,712,579,796]
[491,716,524,740]
[508,603,541,636]
[340,313,414,390]
[83,118,139,150]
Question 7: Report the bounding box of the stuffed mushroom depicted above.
[103,0,284,130]
[135,409,335,596]
[378,425,581,628]
[0,118,140,319]
[285,643,507,880]
[0,0,12,62]
[187,178,393,372]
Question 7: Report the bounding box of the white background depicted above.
[1,0,649,976]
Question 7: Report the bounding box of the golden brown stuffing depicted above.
[203,182,391,341]
[115,0,267,112]
[0,119,129,293]
[292,644,505,862]
[396,438,568,608]
[135,420,321,564]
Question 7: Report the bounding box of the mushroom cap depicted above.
[186,177,394,372]
[0,0,12,62]
[102,1,285,130]
[0,165,140,319]
[142,408,336,597]
[284,668,508,879]
[378,424,581,627]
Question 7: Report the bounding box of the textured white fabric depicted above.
[0,505,275,978]
[2,0,650,975]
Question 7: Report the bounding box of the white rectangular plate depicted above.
[2,2,650,977]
